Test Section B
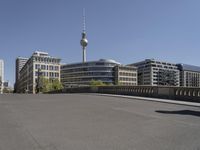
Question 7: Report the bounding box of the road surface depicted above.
[0,94,200,150]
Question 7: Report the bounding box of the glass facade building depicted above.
[61,59,120,87]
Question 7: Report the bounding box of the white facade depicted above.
[17,51,61,93]
[0,59,4,93]
[129,59,180,86]
[114,65,138,86]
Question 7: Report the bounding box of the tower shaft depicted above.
[83,47,86,63]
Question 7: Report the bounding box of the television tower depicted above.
[80,8,88,63]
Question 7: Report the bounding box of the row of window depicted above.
[34,57,60,64]
[35,71,59,78]
[35,64,59,71]
[61,62,117,69]
[119,77,137,81]
[62,77,114,82]
[119,72,137,76]
[61,72,114,78]
[120,82,137,85]
[61,67,114,73]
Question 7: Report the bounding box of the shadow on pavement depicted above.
[155,110,200,117]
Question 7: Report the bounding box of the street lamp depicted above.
[36,68,42,93]
[0,76,3,94]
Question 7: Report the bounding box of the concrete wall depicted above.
[48,86,200,103]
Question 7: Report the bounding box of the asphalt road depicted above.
[0,94,200,150]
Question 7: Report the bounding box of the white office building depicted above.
[129,59,180,86]
[16,51,61,93]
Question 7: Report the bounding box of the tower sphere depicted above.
[80,38,88,47]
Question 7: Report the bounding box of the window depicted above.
[35,64,40,69]
[41,65,46,70]
[55,66,59,71]
[49,66,54,70]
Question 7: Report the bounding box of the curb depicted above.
[91,93,200,107]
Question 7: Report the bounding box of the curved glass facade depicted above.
[61,59,120,86]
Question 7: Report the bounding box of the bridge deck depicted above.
[0,94,200,150]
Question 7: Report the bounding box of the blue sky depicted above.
[0,0,200,86]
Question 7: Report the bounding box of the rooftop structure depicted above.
[177,64,200,72]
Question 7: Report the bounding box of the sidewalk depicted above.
[92,93,200,107]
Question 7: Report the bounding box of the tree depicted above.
[52,79,63,90]
[40,77,52,93]
[90,80,106,86]
[39,77,63,93]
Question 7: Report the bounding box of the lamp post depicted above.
[0,77,2,94]
[36,68,42,93]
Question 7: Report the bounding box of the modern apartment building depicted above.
[16,51,61,93]
[129,59,179,86]
[114,65,137,85]
[14,57,28,92]
[0,59,4,93]
[177,64,200,87]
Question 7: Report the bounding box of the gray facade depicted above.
[177,64,200,87]
[129,59,179,86]
[15,57,28,92]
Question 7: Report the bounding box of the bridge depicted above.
[0,94,200,150]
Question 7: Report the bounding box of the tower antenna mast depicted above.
[80,8,88,63]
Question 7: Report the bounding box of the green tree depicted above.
[39,77,63,93]
[52,79,63,90]
[41,77,52,93]
[90,80,106,86]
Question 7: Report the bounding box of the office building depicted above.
[15,57,28,81]
[129,59,179,86]
[114,65,137,85]
[61,59,120,87]
[14,57,28,92]
[16,51,61,93]
[177,64,200,87]
[0,59,4,93]
[61,59,138,87]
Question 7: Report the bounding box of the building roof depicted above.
[62,59,121,66]
[177,64,200,72]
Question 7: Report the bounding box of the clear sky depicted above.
[0,0,200,86]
